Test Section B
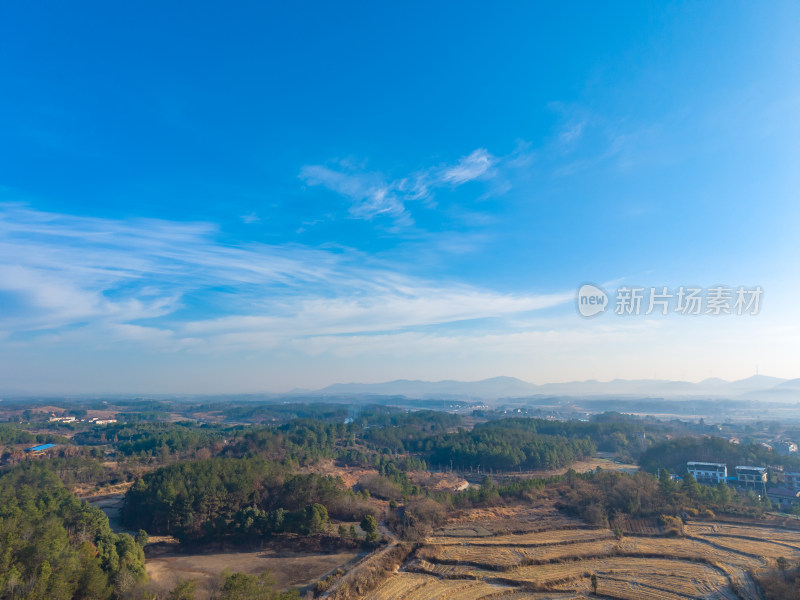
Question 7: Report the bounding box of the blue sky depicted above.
[1,2,799,393]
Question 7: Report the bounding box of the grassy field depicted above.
[146,548,361,599]
[364,519,800,600]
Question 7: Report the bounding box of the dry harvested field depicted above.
[435,503,584,536]
[365,518,800,600]
[685,521,800,548]
[423,535,779,570]
[364,573,585,600]
[147,548,360,599]
[427,528,611,547]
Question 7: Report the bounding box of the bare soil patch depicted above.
[302,459,378,489]
[408,471,470,492]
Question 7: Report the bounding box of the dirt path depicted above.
[319,522,400,599]
[84,493,134,535]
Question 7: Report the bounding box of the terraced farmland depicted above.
[426,528,612,547]
[365,520,800,600]
[365,573,588,600]
[685,521,800,550]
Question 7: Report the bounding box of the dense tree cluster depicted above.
[0,424,44,445]
[555,468,764,526]
[202,402,352,425]
[488,416,651,456]
[235,420,346,465]
[123,457,373,543]
[358,410,461,454]
[428,423,596,471]
[0,463,146,600]
[43,454,120,487]
[73,422,230,461]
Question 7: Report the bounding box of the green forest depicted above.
[428,424,595,471]
[0,463,146,600]
[122,457,373,543]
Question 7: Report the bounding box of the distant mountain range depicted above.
[4,375,799,402]
[302,374,800,401]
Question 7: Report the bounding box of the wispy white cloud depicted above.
[0,203,573,352]
[180,288,572,343]
[558,119,587,145]
[299,148,499,225]
[300,107,668,222]
[291,319,661,359]
[299,164,407,221]
[439,148,497,184]
[548,102,590,148]
[546,102,677,176]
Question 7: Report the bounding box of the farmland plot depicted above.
[364,573,429,600]
[424,536,769,570]
[368,521,800,599]
[689,534,800,559]
[685,521,800,550]
[427,528,612,547]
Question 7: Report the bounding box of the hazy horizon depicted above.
[2,372,795,399]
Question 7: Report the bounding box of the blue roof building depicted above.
[25,443,56,453]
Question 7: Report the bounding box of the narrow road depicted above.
[319,521,400,599]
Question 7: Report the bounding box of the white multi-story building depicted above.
[49,415,76,423]
[736,465,767,487]
[687,462,727,484]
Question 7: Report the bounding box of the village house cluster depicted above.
[49,414,117,425]
[686,461,800,511]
